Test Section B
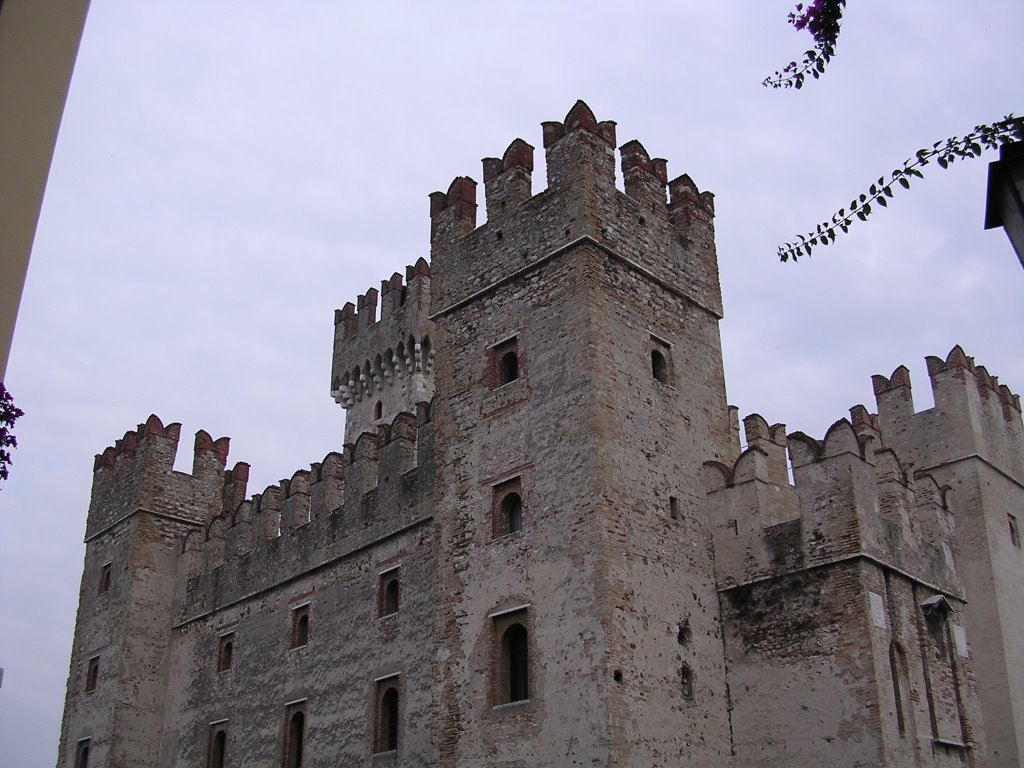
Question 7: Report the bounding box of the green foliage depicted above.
[763,0,846,90]
[778,116,1024,262]
[0,383,25,487]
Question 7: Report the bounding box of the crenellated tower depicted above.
[707,412,986,768]
[331,258,434,444]
[57,416,244,768]
[428,100,734,768]
[871,348,1024,768]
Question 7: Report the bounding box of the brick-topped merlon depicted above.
[620,139,667,208]
[427,100,723,317]
[482,138,534,221]
[541,100,617,193]
[871,347,1024,479]
[87,414,236,534]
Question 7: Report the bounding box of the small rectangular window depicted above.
[374,675,401,753]
[97,563,112,595]
[669,496,680,520]
[74,739,91,768]
[290,605,310,649]
[1010,513,1021,548]
[207,722,228,768]
[649,335,672,385]
[680,663,694,699]
[378,567,401,617]
[85,656,99,693]
[217,633,235,672]
[490,336,520,388]
[492,477,524,538]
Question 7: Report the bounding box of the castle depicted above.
[57,102,1024,768]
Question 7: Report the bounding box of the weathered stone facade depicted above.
[58,102,1023,768]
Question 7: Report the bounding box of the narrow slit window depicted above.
[283,703,306,768]
[97,563,112,595]
[375,680,400,753]
[669,496,679,520]
[291,605,310,649]
[85,656,99,693]
[501,623,529,703]
[503,493,523,534]
[889,643,907,736]
[680,663,694,699]
[374,400,383,421]
[217,633,235,672]
[207,725,228,768]
[379,569,400,617]
[1010,513,1021,548]
[75,739,91,768]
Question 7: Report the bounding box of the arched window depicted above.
[75,741,90,768]
[207,728,227,768]
[284,710,305,768]
[501,623,529,703]
[291,605,310,648]
[491,336,520,388]
[374,400,383,421]
[376,685,399,752]
[85,656,99,692]
[651,349,668,383]
[499,351,519,384]
[502,493,523,535]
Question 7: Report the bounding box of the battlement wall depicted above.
[174,404,434,623]
[428,100,722,320]
[87,414,247,538]
[872,346,1023,480]
[331,258,435,443]
[707,413,961,596]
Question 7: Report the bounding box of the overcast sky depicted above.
[2,2,1023,764]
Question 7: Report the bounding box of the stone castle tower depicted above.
[58,102,1024,768]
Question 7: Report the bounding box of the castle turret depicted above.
[871,348,1024,768]
[707,412,986,768]
[57,417,239,768]
[331,259,434,444]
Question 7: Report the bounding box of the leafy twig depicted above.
[0,383,25,487]
[778,115,1024,262]
[764,0,846,90]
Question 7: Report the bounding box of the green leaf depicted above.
[878,196,887,207]
[883,186,893,198]
[898,177,910,189]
